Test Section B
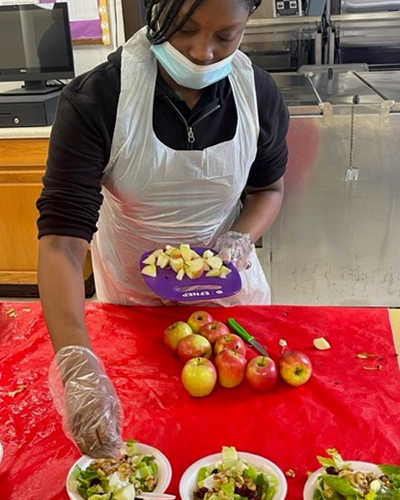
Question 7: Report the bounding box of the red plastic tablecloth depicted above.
[1,303,399,500]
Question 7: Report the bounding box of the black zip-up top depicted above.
[37,47,290,243]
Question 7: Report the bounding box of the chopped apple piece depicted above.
[159,255,170,269]
[203,262,211,271]
[170,257,184,273]
[153,248,164,257]
[206,269,221,277]
[141,264,157,277]
[156,253,165,266]
[207,256,223,270]
[186,258,204,268]
[203,249,214,259]
[186,260,204,279]
[180,244,192,262]
[191,250,201,260]
[164,245,177,256]
[170,248,182,259]
[219,266,232,278]
[313,337,331,350]
[142,254,156,265]
[176,268,185,281]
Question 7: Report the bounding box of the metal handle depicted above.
[228,318,254,342]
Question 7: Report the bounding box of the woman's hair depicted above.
[145,0,261,44]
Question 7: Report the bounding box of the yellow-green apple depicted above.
[199,321,230,344]
[178,334,212,363]
[164,321,192,352]
[169,257,184,273]
[141,264,157,277]
[214,334,246,357]
[245,356,278,392]
[180,244,192,262]
[185,259,205,280]
[181,358,217,397]
[279,350,312,387]
[170,248,182,259]
[215,349,247,388]
[187,311,214,333]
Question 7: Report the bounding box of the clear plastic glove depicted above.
[49,345,123,458]
[215,231,254,271]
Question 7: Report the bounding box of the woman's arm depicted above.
[231,177,284,243]
[38,235,92,352]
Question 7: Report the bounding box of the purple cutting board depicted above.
[140,247,242,301]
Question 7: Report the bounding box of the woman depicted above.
[38,0,289,458]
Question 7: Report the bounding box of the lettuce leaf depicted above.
[380,466,400,476]
[317,449,346,471]
[222,446,238,470]
[313,490,324,500]
[320,474,361,497]
[221,479,236,498]
[126,439,138,457]
[376,488,400,500]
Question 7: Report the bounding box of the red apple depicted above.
[279,350,313,387]
[215,349,247,388]
[164,321,193,351]
[199,321,230,344]
[178,334,212,363]
[187,311,214,334]
[245,356,278,392]
[181,358,217,397]
[214,334,246,357]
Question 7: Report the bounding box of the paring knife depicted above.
[228,318,270,357]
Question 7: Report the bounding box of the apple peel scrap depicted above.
[141,244,232,280]
[313,337,331,350]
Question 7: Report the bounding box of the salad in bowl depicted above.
[304,449,400,500]
[179,446,287,500]
[67,439,172,500]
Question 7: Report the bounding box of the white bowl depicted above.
[66,442,172,500]
[303,461,383,500]
[179,452,287,500]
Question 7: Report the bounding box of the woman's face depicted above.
[167,0,250,65]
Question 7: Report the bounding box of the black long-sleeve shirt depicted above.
[37,47,290,243]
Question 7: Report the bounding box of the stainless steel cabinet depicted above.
[263,71,400,306]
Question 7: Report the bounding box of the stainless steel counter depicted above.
[311,71,384,105]
[355,71,400,111]
[271,73,321,110]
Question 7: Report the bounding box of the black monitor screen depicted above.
[0,3,74,79]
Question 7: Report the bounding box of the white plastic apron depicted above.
[92,28,271,306]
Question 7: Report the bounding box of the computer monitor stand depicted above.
[0,80,63,96]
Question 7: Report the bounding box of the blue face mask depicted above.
[150,41,238,90]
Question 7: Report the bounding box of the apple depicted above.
[199,321,230,344]
[215,349,247,388]
[214,334,246,357]
[185,259,205,280]
[178,334,212,363]
[181,358,217,397]
[279,350,313,387]
[187,311,214,334]
[163,321,193,351]
[245,356,278,392]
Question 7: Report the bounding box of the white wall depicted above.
[0,0,125,93]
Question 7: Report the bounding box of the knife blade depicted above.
[228,318,270,357]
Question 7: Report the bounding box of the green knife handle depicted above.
[228,318,254,342]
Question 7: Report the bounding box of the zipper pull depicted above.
[187,127,195,144]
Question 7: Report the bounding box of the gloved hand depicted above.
[49,345,123,458]
[215,231,254,271]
